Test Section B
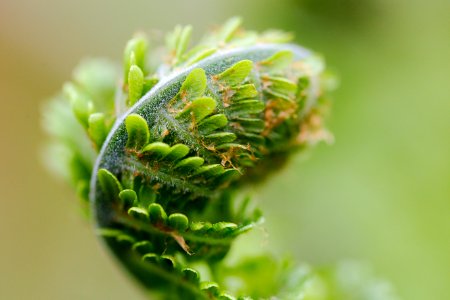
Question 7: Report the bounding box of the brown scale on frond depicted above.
[292,61,314,78]
[162,129,170,138]
[152,182,162,193]
[262,99,298,136]
[229,121,244,131]
[296,109,333,145]
[261,75,272,90]
[221,87,235,108]
[187,112,199,132]
[245,143,259,163]
[219,146,244,171]
[127,148,141,157]
[167,90,191,114]
[199,135,217,153]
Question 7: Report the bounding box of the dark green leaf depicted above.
[232,118,265,133]
[181,268,200,284]
[198,114,228,134]
[215,169,241,186]
[190,221,212,234]
[132,240,154,255]
[128,207,149,221]
[228,100,265,117]
[142,253,158,264]
[193,164,225,177]
[200,282,220,296]
[159,255,176,269]
[168,213,189,232]
[118,189,137,208]
[204,132,237,145]
[148,203,167,225]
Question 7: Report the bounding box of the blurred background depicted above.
[0,0,449,299]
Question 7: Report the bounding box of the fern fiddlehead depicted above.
[43,18,336,299]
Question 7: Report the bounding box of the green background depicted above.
[0,0,448,299]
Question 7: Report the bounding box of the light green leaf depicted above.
[230,84,258,102]
[141,142,171,158]
[125,114,149,150]
[138,185,156,208]
[88,113,107,150]
[217,17,242,43]
[185,47,217,66]
[97,228,125,238]
[212,222,238,237]
[214,60,253,87]
[175,25,193,62]
[228,100,265,117]
[178,68,207,100]
[198,114,228,135]
[200,282,220,296]
[190,221,212,234]
[177,97,217,123]
[218,293,236,300]
[123,35,148,82]
[164,144,190,161]
[174,156,204,171]
[64,83,94,128]
[262,76,297,101]
[215,169,241,186]
[259,50,294,73]
[127,65,144,106]
[259,30,294,43]
[142,77,159,95]
[296,76,310,109]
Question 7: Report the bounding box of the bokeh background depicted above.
[0,0,449,299]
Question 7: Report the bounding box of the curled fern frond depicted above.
[43,18,346,299]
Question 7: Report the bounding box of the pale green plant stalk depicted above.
[42,18,399,300]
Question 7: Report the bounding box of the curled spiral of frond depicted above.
[43,18,395,300]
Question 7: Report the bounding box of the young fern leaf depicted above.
[41,18,378,300]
